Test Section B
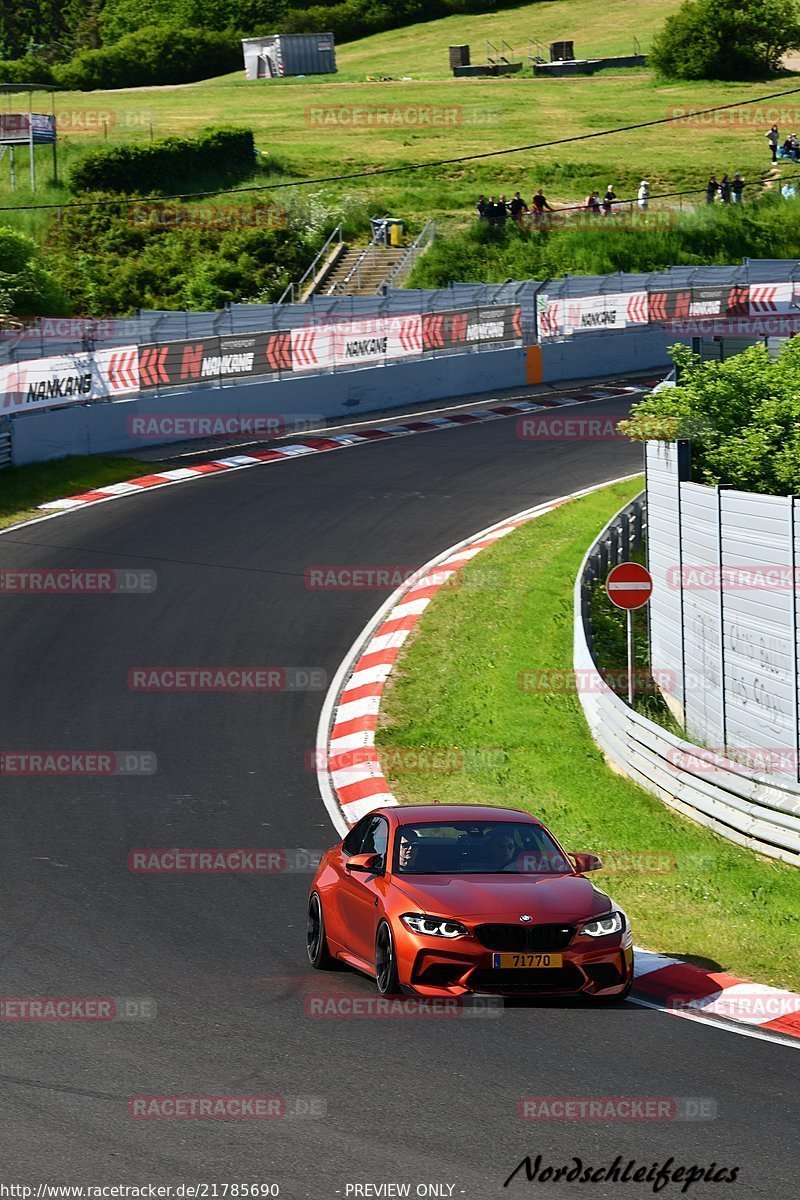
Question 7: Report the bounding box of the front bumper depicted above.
[395,928,633,998]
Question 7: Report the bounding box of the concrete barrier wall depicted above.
[10,327,680,466]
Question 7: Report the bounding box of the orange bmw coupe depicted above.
[307,805,633,999]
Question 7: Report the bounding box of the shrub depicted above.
[55,24,241,90]
[619,341,800,495]
[650,0,800,80]
[68,127,256,195]
[0,227,70,316]
[0,55,56,85]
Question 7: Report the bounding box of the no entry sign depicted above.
[606,562,653,610]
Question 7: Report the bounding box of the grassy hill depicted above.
[2,0,794,242]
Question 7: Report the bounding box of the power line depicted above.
[2,84,800,212]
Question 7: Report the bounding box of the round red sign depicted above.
[605,562,653,610]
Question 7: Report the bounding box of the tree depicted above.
[619,341,800,495]
[650,0,800,80]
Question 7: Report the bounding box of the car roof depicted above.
[377,804,542,825]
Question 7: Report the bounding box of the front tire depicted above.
[375,920,401,995]
[307,892,337,970]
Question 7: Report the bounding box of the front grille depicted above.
[470,966,583,993]
[475,923,576,952]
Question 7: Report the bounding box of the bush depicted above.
[43,199,329,313]
[68,127,256,195]
[55,24,241,90]
[650,0,800,80]
[619,341,800,495]
[0,227,70,316]
[0,55,56,84]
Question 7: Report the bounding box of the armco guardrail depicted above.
[574,494,800,866]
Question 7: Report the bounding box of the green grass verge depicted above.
[377,477,800,990]
[0,455,146,530]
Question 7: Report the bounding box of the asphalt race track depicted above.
[0,391,794,1197]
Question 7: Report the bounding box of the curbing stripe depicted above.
[34,389,648,515]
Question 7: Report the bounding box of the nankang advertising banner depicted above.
[137,333,293,390]
[291,314,422,371]
[421,306,521,349]
[0,346,139,415]
[649,285,749,324]
[539,292,648,337]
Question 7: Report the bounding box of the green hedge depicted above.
[69,126,256,194]
[0,55,57,85]
[55,25,241,91]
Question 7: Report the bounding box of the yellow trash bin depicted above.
[389,221,403,246]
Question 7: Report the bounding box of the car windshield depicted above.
[394,820,571,875]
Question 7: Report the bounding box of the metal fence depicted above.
[574,491,800,866]
[5,256,800,370]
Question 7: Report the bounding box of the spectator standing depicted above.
[509,191,529,223]
[486,195,500,224]
[477,195,488,220]
[705,175,718,203]
[731,173,745,204]
[637,180,650,211]
[496,194,509,224]
[782,181,797,200]
[531,188,553,223]
[601,185,616,216]
[766,124,780,162]
[585,189,602,215]
[719,173,732,203]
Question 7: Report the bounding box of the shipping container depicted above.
[242,34,337,80]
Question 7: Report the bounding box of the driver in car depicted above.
[491,829,519,871]
[398,830,420,872]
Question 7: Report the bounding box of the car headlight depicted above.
[580,910,624,938]
[401,913,468,939]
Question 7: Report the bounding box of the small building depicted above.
[242,34,337,80]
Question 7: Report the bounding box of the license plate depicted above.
[492,952,563,969]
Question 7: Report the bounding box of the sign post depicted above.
[605,562,654,705]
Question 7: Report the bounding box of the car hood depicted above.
[390,872,611,922]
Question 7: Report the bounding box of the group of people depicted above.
[476,182,653,225]
[704,173,746,204]
[766,124,800,162]
[477,191,556,224]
